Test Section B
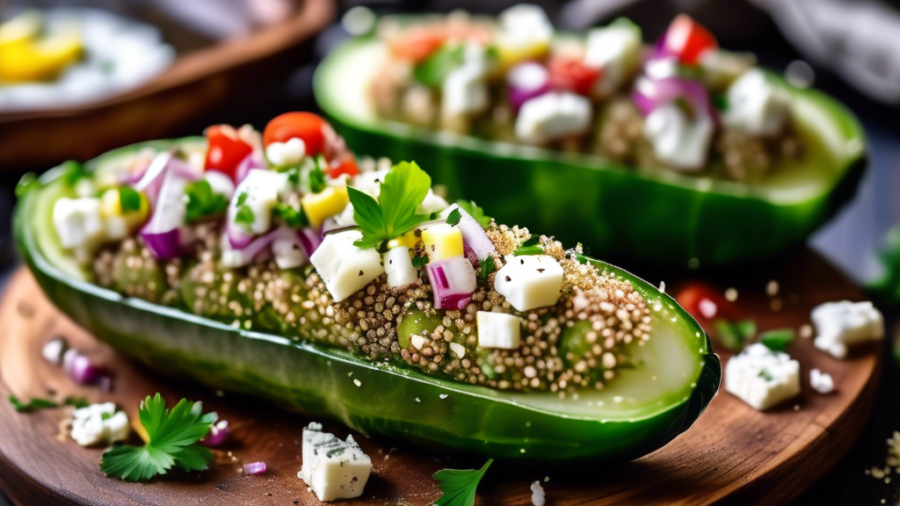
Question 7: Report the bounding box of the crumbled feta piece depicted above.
[422,223,464,262]
[477,311,522,349]
[298,422,371,502]
[724,343,800,411]
[228,169,291,235]
[351,169,390,198]
[811,300,884,359]
[310,230,384,302]
[722,69,791,137]
[418,189,448,215]
[810,368,835,394]
[301,186,349,228]
[531,480,546,506]
[272,228,308,270]
[203,169,236,201]
[443,63,489,118]
[53,197,105,250]
[643,57,680,81]
[643,102,714,171]
[515,92,592,144]
[494,255,563,311]
[583,20,642,98]
[265,137,306,167]
[70,402,130,447]
[384,246,418,288]
[498,4,553,49]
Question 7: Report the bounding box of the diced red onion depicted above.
[227,222,254,249]
[141,228,183,261]
[97,375,114,393]
[631,76,715,119]
[200,420,229,447]
[62,348,80,374]
[463,243,478,265]
[508,62,551,112]
[243,462,267,475]
[455,207,494,260]
[297,227,321,257]
[134,152,200,207]
[235,153,266,185]
[426,255,477,310]
[139,155,201,260]
[69,353,98,385]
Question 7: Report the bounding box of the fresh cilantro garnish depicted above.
[412,253,429,268]
[513,246,543,256]
[714,319,756,351]
[235,206,255,230]
[479,256,496,281]
[758,369,774,382]
[414,44,465,87]
[118,186,143,213]
[433,458,493,506]
[348,161,431,250]
[15,172,37,197]
[446,208,462,226]
[712,93,728,111]
[310,156,327,193]
[185,180,229,223]
[455,200,491,228]
[759,329,796,352]
[8,394,57,413]
[274,202,310,229]
[64,396,90,409]
[236,192,249,207]
[100,393,217,482]
[61,161,88,187]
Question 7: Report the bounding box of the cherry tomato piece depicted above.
[661,15,718,65]
[328,154,359,179]
[263,112,335,159]
[204,124,253,180]
[548,57,601,96]
[675,282,739,322]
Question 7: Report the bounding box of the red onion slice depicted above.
[234,152,266,185]
[455,207,495,260]
[200,420,229,447]
[508,62,551,112]
[243,462,267,475]
[631,76,715,120]
[426,255,477,310]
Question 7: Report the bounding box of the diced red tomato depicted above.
[675,282,739,322]
[548,57,601,96]
[661,15,718,65]
[263,112,336,159]
[389,27,449,63]
[204,124,253,180]
[328,154,359,179]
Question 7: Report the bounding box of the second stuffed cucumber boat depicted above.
[314,8,866,267]
[16,112,719,461]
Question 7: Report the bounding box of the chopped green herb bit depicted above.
[310,157,327,193]
[236,191,249,207]
[414,44,465,88]
[713,93,728,111]
[100,393,217,482]
[480,256,496,280]
[513,246,543,256]
[64,396,90,409]
[349,161,431,249]
[185,180,229,223]
[8,394,57,413]
[758,369,774,381]
[446,208,462,226]
[274,202,309,229]
[455,200,491,228]
[433,458,493,506]
[118,187,143,213]
[759,329,796,352]
[235,205,255,229]
[714,319,756,351]
[62,161,88,187]
[412,253,429,268]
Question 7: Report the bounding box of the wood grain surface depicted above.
[0,249,882,505]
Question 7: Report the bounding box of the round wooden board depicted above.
[0,249,881,506]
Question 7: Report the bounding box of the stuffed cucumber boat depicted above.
[315,8,866,267]
[15,112,720,461]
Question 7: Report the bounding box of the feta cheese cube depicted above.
[724,343,800,411]
[265,137,306,168]
[722,69,791,137]
[643,102,714,171]
[384,246,418,288]
[298,422,371,502]
[53,197,105,250]
[443,63,489,118]
[204,169,236,200]
[515,92,592,144]
[310,230,385,302]
[497,4,553,52]
[422,223,464,262]
[811,300,884,359]
[229,169,291,235]
[70,402,130,447]
[494,255,563,311]
[301,185,349,228]
[583,20,642,98]
[477,311,522,349]
[810,368,835,394]
[351,168,390,199]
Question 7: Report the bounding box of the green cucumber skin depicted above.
[14,145,721,462]
[314,38,867,268]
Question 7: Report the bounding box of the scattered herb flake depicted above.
[412,253,429,269]
[758,369,774,382]
[759,329,796,352]
[8,394,57,413]
[310,157,327,193]
[236,192,249,207]
[480,256,496,280]
[100,393,217,482]
[235,205,255,230]
[414,44,465,87]
[274,202,309,229]
[446,208,462,227]
[714,319,756,351]
[64,396,90,409]
[185,180,229,223]
[433,458,493,506]
[348,161,431,249]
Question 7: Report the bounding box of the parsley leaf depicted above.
[236,192,249,207]
[274,202,309,229]
[100,393,217,482]
[118,187,143,213]
[455,200,491,228]
[8,394,57,413]
[513,246,543,256]
[309,156,328,193]
[759,369,774,382]
[414,44,465,87]
[412,253,429,268]
[348,161,431,249]
[714,319,756,351]
[759,329,796,352]
[235,206,255,230]
[479,256,496,281]
[185,180,229,223]
[433,458,493,506]
[446,208,462,226]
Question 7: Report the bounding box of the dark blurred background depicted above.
[2,0,900,503]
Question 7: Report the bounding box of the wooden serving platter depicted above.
[0,249,880,505]
[0,0,333,171]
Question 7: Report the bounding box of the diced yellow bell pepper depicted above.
[0,31,82,82]
[421,223,463,262]
[497,41,549,71]
[387,230,420,251]
[0,11,41,48]
[99,188,149,227]
[301,185,349,228]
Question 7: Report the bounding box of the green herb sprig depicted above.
[348,161,431,250]
[433,458,493,506]
[185,180,229,223]
[8,394,57,413]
